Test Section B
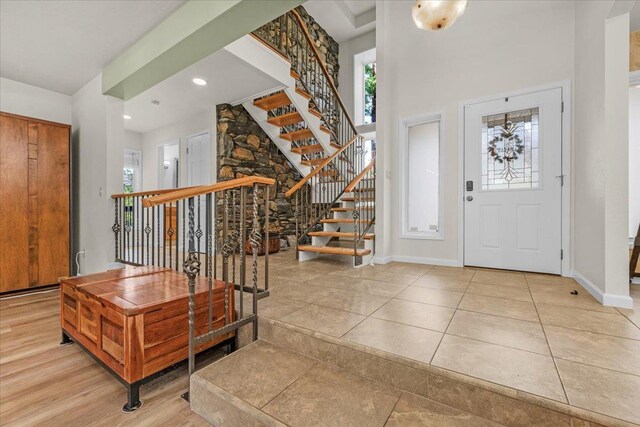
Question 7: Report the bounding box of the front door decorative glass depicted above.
[481,107,539,190]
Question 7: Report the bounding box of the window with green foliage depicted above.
[364,62,376,124]
[123,168,134,194]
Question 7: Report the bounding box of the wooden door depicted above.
[0,112,70,292]
[36,122,70,284]
[0,114,30,291]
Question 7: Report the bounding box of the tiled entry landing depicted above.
[253,252,640,426]
[191,340,499,426]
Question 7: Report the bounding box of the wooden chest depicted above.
[60,266,234,385]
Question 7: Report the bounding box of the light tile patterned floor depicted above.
[258,250,640,425]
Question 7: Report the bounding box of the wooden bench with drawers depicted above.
[59,266,234,411]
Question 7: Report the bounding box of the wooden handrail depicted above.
[142,176,275,208]
[285,136,358,197]
[289,10,358,134]
[345,158,376,193]
[111,186,201,199]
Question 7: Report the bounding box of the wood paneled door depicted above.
[0,112,70,293]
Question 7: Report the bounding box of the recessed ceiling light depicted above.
[123,114,132,120]
[192,77,207,86]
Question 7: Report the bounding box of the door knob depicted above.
[466,196,473,201]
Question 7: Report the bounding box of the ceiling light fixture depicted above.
[192,77,208,86]
[412,0,468,31]
[123,114,132,120]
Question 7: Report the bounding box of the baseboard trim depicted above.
[373,255,459,267]
[572,270,633,309]
[372,256,392,265]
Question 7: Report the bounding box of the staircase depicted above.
[247,9,376,267]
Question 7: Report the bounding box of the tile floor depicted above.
[254,250,640,425]
[194,340,502,427]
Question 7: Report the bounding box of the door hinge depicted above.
[561,101,564,113]
[561,249,564,260]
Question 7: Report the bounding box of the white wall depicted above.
[72,74,124,274]
[0,77,72,124]
[376,0,575,265]
[631,86,640,240]
[141,108,215,190]
[573,1,632,307]
[124,130,143,151]
[338,30,375,121]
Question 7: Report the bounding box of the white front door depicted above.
[464,88,563,274]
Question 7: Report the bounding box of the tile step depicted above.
[190,339,503,427]
[250,317,631,427]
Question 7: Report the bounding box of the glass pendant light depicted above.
[412,0,468,31]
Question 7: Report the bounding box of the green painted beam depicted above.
[102,0,303,100]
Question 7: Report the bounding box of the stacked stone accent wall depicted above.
[295,6,340,86]
[217,104,301,236]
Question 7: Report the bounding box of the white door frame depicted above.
[457,80,572,276]
[157,140,180,190]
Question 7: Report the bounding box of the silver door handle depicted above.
[466,196,473,201]
[555,175,565,186]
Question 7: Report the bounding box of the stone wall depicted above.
[295,6,340,86]
[217,104,301,236]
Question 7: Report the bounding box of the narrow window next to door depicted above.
[123,149,142,193]
[400,114,442,239]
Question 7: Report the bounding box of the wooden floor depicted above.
[0,289,215,426]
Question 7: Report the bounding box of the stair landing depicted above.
[190,340,500,427]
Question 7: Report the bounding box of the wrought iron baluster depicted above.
[206,193,213,332]
[145,201,151,265]
[250,183,262,340]
[264,185,270,292]
[112,198,121,260]
[239,187,246,320]
[184,197,200,376]
[222,190,230,326]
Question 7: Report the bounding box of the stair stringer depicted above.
[242,100,311,178]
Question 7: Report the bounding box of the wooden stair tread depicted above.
[309,231,375,240]
[320,218,373,224]
[317,169,338,177]
[290,69,300,79]
[297,245,371,256]
[292,144,324,155]
[320,125,332,134]
[353,187,375,192]
[281,128,313,141]
[267,112,303,127]
[281,128,314,141]
[308,108,322,118]
[254,92,291,110]
[330,142,342,149]
[296,87,312,99]
[301,158,327,166]
[330,207,374,212]
[341,196,375,202]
